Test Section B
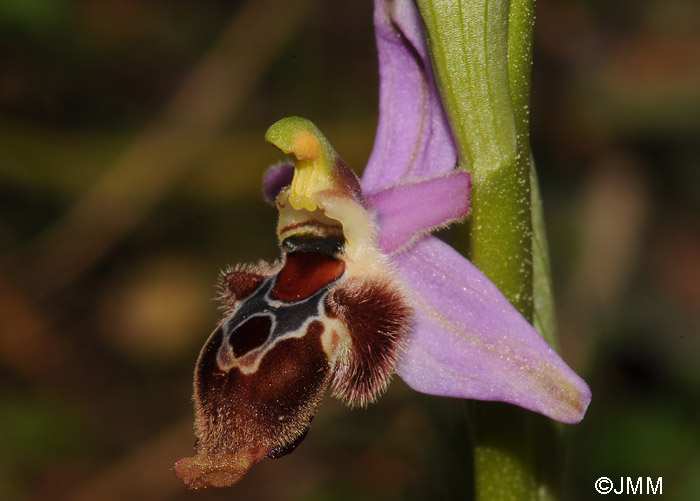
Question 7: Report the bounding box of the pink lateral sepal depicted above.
[393,236,592,424]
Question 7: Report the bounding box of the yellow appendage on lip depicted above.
[266,117,337,212]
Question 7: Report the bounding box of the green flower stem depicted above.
[530,161,559,349]
[415,0,532,317]
[416,1,562,500]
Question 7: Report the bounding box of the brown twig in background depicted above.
[0,277,71,385]
[5,0,314,301]
[559,153,650,369]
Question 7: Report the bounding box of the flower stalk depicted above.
[416,0,563,499]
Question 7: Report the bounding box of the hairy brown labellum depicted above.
[175,237,411,489]
[176,118,413,489]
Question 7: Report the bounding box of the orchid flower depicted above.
[175,0,590,490]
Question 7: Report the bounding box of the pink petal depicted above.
[361,0,457,193]
[263,162,294,204]
[367,172,471,254]
[393,236,591,424]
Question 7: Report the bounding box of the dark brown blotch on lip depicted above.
[230,316,272,358]
[176,320,330,489]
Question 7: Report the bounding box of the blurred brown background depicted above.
[1,0,699,499]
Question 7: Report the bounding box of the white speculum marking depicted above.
[215,274,339,375]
